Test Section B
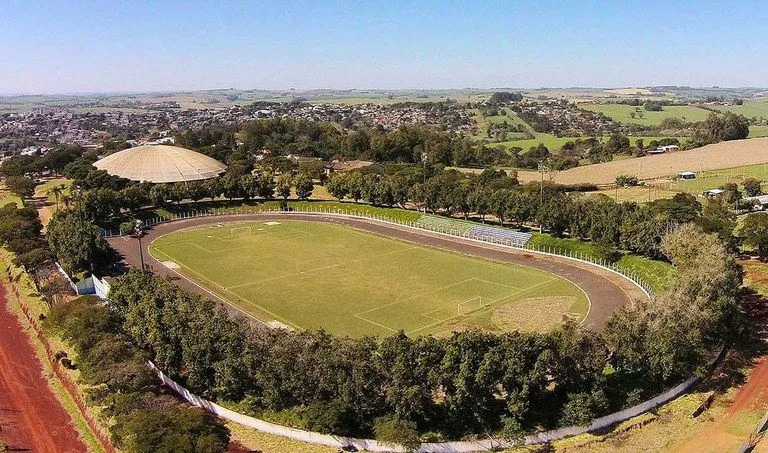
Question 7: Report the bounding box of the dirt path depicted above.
[107,213,646,331]
[0,285,87,452]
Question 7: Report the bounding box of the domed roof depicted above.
[93,145,227,183]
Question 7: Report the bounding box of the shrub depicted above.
[373,416,421,452]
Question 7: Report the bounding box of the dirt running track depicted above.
[0,285,87,452]
[107,213,647,331]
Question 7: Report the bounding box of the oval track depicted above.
[107,213,647,331]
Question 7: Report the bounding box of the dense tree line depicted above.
[103,222,740,444]
[0,203,51,272]
[44,296,231,453]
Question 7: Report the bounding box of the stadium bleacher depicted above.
[413,215,532,246]
[467,225,532,246]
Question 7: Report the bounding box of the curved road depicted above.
[107,213,647,331]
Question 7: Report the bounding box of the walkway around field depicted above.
[107,211,647,331]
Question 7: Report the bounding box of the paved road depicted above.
[107,213,647,332]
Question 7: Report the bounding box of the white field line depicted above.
[149,246,302,331]
[225,245,417,291]
[406,278,556,335]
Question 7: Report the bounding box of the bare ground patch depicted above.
[492,296,578,332]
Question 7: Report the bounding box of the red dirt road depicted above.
[0,285,87,452]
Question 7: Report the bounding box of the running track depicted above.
[107,213,648,331]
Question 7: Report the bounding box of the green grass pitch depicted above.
[149,220,587,337]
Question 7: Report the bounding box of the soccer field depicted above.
[149,220,587,337]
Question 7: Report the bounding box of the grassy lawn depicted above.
[580,104,712,126]
[657,162,768,194]
[0,191,22,207]
[227,422,337,453]
[528,233,673,293]
[35,178,72,202]
[150,220,587,337]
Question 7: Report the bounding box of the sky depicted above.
[1,0,767,94]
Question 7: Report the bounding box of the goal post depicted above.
[457,296,484,316]
[230,225,252,238]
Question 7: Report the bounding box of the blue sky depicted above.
[1,0,766,94]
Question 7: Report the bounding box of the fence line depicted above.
[103,205,654,298]
[151,344,725,452]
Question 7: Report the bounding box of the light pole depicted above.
[538,161,546,233]
[134,219,145,271]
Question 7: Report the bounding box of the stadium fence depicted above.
[149,344,724,452]
[101,204,653,297]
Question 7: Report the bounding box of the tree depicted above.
[294,174,314,200]
[256,172,276,199]
[615,174,639,187]
[697,198,737,245]
[743,178,762,197]
[5,176,36,199]
[346,172,365,203]
[47,184,67,211]
[276,174,293,200]
[46,212,113,274]
[325,174,349,202]
[112,408,230,453]
[722,182,741,206]
[606,133,631,154]
[536,193,572,236]
[740,213,768,255]
[373,416,421,452]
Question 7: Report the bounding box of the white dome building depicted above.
[93,145,227,183]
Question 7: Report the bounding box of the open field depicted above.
[491,134,689,153]
[469,108,530,141]
[149,220,587,337]
[750,125,768,138]
[655,162,768,194]
[585,185,680,204]
[580,104,712,126]
[715,98,768,118]
[517,137,768,185]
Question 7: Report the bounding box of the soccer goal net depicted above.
[230,226,252,238]
[457,296,484,316]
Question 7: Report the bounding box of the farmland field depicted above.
[490,134,689,152]
[580,103,712,126]
[149,220,587,337]
[749,125,768,138]
[656,161,768,194]
[715,98,768,118]
[516,137,768,185]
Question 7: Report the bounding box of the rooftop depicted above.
[93,145,227,183]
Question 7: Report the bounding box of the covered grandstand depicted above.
[93,145,227,183]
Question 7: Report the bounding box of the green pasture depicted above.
[658,162,768,194]
[580,104,711,126]
[714,98,768,118]
[749,125,768,138]
[149,220,587,337]
[489,134,689,153]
